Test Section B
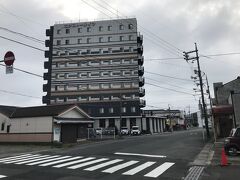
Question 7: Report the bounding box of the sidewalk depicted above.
[200,138,240,180]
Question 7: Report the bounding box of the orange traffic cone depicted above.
[221,148,228,166]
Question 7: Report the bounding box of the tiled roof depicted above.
[0,104,85,118]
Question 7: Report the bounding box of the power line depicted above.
[145,82,194,96]
[0,64,43,78]
[0,36,45,52]
[0,27,44,44]
[95,0,183,54]
[81,0,182,57]
[145,71,193,82]
[145,76,193,92]
[0,89,41,99]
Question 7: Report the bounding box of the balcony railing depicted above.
[137,45,143,55]
[138,55,144,65]
[140,99,146,108]
[137,34,143,45]
[139,77,145,87]
[138,66,144,76]
[139,88,145,97]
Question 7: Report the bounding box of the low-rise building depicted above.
[0,104,93,143]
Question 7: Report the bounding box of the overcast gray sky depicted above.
[0,0,239,113]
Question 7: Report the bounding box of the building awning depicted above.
[212,105,233,115]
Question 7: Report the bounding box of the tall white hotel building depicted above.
[43,18,145,130]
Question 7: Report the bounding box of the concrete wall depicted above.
[0,116,53,142]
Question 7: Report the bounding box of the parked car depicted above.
[224,127,240,156]
[95,128,103,135]
[130,126,141,135]
[120,127,129,135]
[104,127,115,135]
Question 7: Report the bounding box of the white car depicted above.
[131,126,141,135]
[120,127,129,135]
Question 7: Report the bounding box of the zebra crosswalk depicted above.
[0,153,175,178]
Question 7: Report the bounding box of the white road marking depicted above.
[102,160,139,173]
[68,158,108,169]
[144,162,175,178]
[84,159,123,171]
[27,156,71,165]
[15,155,60,164]
[0,175,6,178]
[39,156,83,166]
[122,161,156,175]
[53,157,96,168]
[2,155,44,164]
[0,154,32,162]
[114,152,167,158]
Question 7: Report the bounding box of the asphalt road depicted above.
[0,128,206,180]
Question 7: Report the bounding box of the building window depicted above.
[120,36,124,41]
[121,107,126,113]
[128,24,133,29]
[56,40,61,45]
[87,38,91,44]
[108,36,112,42]
[129,35,133,41]
[99,119,106,128]
[119,24,124,30]
[109,108,114,113]
[78,38,82,44]
[108,48,112,53]
[57,29,61,34]
[1,123,4,131]
[87,27,91,32]
[99,108,104,114]
[99,26,103,31]
[99,37,103,43]
[108,25,112,31]
[65,39,69,45]
[131,107,136,113]
[78,28,82,33]
[66,29,70,34]
[109,119,115,127]
[122,118,127,127]
[6,125,10,133]
[99,49,103,54]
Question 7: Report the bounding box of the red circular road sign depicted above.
[4,51,15,66]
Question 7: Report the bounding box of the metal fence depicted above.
[87,127,117,140]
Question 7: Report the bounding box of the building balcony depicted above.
[137,45,143,55]
[43,72,50,81]
[140,99,146,108]
[46,27,53,37]
[138,55,144,66]
[139,87,145,97]
[139,77,145,87]
[42,94,49,104]
[138,66,144,76]
[137,34,143,45]
[44,61,50,69]
[43,83,49,92]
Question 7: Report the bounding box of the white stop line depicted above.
[114,152,167,158]
[0,175,6,179]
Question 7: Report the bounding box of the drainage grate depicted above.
[184,166,204,180]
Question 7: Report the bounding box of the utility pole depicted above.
[184,43,210,138]
[206,75,216,142]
